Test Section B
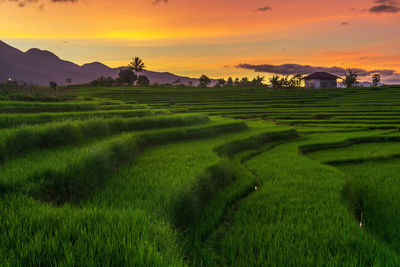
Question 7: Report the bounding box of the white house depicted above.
[304,72,340,89]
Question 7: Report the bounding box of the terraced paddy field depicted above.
[1,85,400,266]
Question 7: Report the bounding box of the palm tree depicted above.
[234,78,240,86]
[291,74,304,87]
[226,77,234,87]
[269,75,282,89]
[239,77,249,87]
[372,73,381,86]
[253,75,265,86]
[342,69,359,88]
[128,57,146,85]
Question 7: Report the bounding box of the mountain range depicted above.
[0,40,200,86]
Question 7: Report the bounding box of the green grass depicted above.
[0,195,185,266]
[0,109,155,129]
[2,85,400,266]
[339,159,400,251]
[307,142,400,163]
[201,138,399,266]
[0,118,294,265]
[0,113,209,162]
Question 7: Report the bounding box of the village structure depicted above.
[304,72,341,89]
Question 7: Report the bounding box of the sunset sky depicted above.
[1,0,400,82]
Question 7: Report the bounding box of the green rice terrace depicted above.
[2,85,400,266]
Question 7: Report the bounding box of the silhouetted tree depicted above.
[290,74,304,87]
[90,76,115,86]
[226,77,234,87]
[65,78,72,86]
[234,78,240,86]
[252,76,265,87]
[199,75,211,87]
[281,76,291,88]
[119,69,137,86]
[269,75,282,89]
[342,69,359,88]
[114,77,123,86]
[49,81,57,90]
[137,75,150,86]
[372,73,381,86]
[238,77,250,87]
[129,57,145,85]
[216,78,226,87]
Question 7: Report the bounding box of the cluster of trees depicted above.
[201,70,383,89]
[268,74,304,89]
[341,70,381,88]
[0,80,69,99]
[199,74,305,89]
[89,57,150,87]
[89,73,150,87]
[0,80,36,95]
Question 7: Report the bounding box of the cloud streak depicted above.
[369,0,400,13]
[256,6,272,12]
[236,63,399,77]
[1,0,76,7]
[153,0,168,4]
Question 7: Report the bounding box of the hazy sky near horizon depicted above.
[1,0,400,82]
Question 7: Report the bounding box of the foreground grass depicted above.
[338,159,400,252]
[307,142,400,163]
[0,119,295,265]
[0,113,209,162]
[0,109,154,129]
[0,195,185,266]
[202,137,400,266]
[3,85,400,266]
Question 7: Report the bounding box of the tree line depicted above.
[200,69,381,89]
[198,74,305,89]
[44,57,384,89]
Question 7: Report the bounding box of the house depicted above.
[304,72,341,89]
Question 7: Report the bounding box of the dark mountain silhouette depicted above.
[0,40,202,86]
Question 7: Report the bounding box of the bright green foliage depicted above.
[307,142,400,164]
[0,109,154,129]
[0,195,185,266]
[339,160,400,251]
[2,85,400,266]
[202,136,400,266]
[0,113,209,161]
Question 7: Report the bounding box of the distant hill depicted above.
[0,40,201,86]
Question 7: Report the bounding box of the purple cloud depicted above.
[369,0,400,13]
[236,63,399,77]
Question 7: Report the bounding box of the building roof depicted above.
[304,72,341,80]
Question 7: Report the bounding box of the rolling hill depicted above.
[0,40,201,86]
